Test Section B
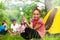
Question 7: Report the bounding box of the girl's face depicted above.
[32,10,40,20]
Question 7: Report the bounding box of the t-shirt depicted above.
[11,24,19,32]
[31,18,45,38]
[20,25,26,31]
[0,26,6,32]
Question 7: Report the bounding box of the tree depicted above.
[45,0,52,12]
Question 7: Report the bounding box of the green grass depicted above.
[0,33,60,40]
[0,33,24,40]
[43,34,60,40]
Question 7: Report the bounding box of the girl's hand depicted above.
[24,18,28,23]
[22,16,28,23]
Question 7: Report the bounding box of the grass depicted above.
[43,34,60,40]
[0,33,60,40]
[0,33,24,40]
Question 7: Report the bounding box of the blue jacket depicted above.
[0,26,6,32]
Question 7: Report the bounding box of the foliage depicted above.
[52,0,60,7]
[23,4,37,23]
[0,2,5,9]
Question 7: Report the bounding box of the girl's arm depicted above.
[34,23,41,30]
[5,24,8,31]
[24,18,33,29]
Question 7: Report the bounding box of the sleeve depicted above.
[38,19,44,27]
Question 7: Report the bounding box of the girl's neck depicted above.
[34,18,39,21]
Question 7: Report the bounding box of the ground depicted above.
[0,33,60,40]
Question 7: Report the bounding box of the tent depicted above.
[43,6,60,34]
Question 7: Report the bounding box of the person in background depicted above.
[9,19,19,35]
[19,16,28,33]
[0,20,8,35]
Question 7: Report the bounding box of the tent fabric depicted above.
[43,6,60,34]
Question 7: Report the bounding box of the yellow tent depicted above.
[44,6,60,34]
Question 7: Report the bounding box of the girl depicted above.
[19,16,28,33]
[21,7,45,40]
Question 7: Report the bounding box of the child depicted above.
[21,7,45,40]
[10,19,19,35]
[0,20,8,35]
[18,16,28,33]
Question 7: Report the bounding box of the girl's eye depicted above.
[36,13,39,15]
[33,13,35,15]
[33,13,39,15]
